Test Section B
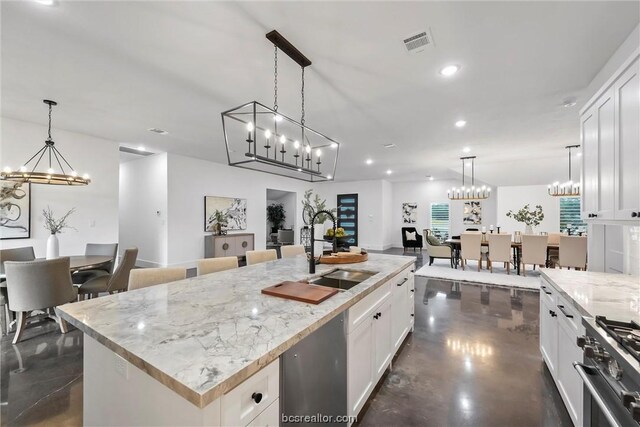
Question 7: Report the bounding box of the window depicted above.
[559,197,586,233]
[430,203,450,241]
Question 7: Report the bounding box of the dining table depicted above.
[0,255,113,284]
[445,238,559,275]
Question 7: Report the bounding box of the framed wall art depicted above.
[0,181,31,240]
[204,196,247,232]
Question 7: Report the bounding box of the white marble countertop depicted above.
[57,253,415,408]
[540,269,640,323]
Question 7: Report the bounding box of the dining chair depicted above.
[521,235,549,276]
[197,256,239,276]
[546,232,566,268]
[72,243,119,284]
[245,249,278,266]
[0,247,36,335]
[128,268,187,291]
[77,248,138,299]
[460,232,482,271]
[280,245,306,258]
[487,234,512,274]
[558,236,588,270]
[5,257,77,344]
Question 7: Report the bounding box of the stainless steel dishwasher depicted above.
[280,311,348,426]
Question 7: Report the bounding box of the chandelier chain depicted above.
[47,103,53,141]
[273,46,278,112]
[301,67,305,126]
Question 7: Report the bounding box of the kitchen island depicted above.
[57,253,415,426]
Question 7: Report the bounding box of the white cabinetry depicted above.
[581,53,640,221]
[347,265,414,420]
[539,278,584,427]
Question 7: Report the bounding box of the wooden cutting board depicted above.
[319,253,368,264]
[261,281,338,304]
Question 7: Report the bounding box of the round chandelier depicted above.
[448,156,491,200]
[548,145,580,197]
[1,100,91,186]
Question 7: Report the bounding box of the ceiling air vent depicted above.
[147,127,169,135]
[383,143,397,149]
[403,29,434,54]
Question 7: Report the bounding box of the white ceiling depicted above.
[2,1,638,186]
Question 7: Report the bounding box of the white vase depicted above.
[46,234,59,259]
[525,225,533,235]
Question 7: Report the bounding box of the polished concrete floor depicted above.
[1,249,571,426]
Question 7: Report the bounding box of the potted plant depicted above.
[212,209,228,236]
[266,203,286,233]
[301,189,336,226]
[42,206,76,259]
[506,204,544,234]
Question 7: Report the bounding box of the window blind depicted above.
[430,203,450,241]
[559,197,586,233]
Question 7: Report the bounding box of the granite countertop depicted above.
[57,253,415,408]
[540,269,640,323]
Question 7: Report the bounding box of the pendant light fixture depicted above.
[548,145,580,197]
[448,156,491,200]
[221,30,339,182]
[1,100,90,186]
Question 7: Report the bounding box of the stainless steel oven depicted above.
[576,317,640,427]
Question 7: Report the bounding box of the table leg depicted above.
[516,247,521,275]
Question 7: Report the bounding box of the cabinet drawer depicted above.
[222,359,279,427]
[247,398,279,427]
[347,281,391,333]
[556,297,581,333]
[539,279,556,308]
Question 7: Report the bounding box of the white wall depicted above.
[119,153,168,267]
[390,179,498,247]
[165,153,310,268]
[0,117,119,257]
[496,185,560,233]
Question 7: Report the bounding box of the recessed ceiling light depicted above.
[428,176,434,181]
[563,101,577,108]
[35,0,55,5]
[455,120,467,128]
[386,169,392,175]
[383,143,397,149]
[463,147,471,153]
[366,159,373,165]
[440,65,460,77]
[147,128,168,135]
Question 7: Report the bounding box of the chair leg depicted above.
[507,262,510,275]
[461,259,465,271]
[522,264,526,277]
[429,257,434,266]
[0,304,6,336]
[57,316,69,334]
[489,259,493,273]
[12,311,27,345]
[478,258,481,271]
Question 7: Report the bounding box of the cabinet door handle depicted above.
[557,305,574,319]
[373,314,379,320]
[540,285,552,295]
[251,392,263,404]
[549,310,557,318]
[632,212,638,218]
[410,289,415,293]
[397,277,408,286]
[377,312,382,318]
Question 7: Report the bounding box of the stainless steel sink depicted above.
[307,269,377,291]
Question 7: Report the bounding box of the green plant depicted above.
[266,203,286,229]
[42,206,76,234]
[506,204,544,227]
[301,189,336,225]
[213,209,228,226]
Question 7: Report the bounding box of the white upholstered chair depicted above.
[558,236,588,270]
[280,245,306,258]
[487,234,512,274]
[521,235,548,276]
[128,268,187,291]
[460,232,483,271]
[197,257,239,276]
[245,250,278,266]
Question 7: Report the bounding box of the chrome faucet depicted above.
[309,210,337,274]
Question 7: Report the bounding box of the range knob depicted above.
[630,402,640,422]
[622,391,640,408]
[577,336,597,348]
[584,345,610,361]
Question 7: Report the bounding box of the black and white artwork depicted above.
[0,181,31,239]
[463,201,482,225]
[402,202,417,224]
[204,196,247,232]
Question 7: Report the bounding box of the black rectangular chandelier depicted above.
[221,31,340,182]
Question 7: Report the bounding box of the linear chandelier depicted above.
[448,156,491,200]
[221,30,339,182]
[1,100,90,186]
[548,145,580,197]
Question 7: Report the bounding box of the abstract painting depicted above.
[204,196,247,232]
[402,202,417,224]
[463,201,482,225]
[0,181,31,239]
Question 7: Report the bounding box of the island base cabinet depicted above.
[84,335,280,427]
[347,316,375,418]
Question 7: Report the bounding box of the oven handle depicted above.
[573,362,622,427]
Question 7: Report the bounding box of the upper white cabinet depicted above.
[581,53,640,221]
